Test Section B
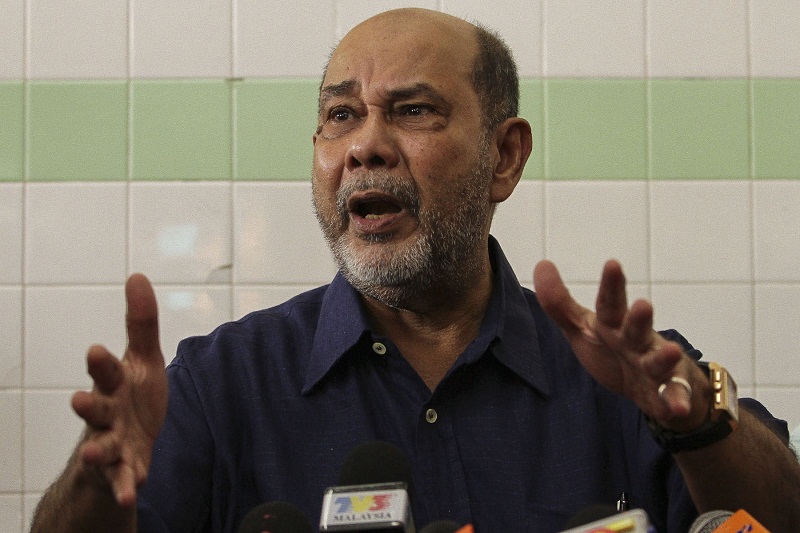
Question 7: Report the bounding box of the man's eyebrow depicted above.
[319,80,358,112]
[318,81,451,111]
[385,83,448,105]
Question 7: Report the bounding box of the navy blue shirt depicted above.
[137,238,783,533]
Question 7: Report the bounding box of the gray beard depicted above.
[314,150,492,309]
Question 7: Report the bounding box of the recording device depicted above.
[688,510,734,533]
[319,441,415,532]
[706,509,770,532]
[237,501,314,533]
[559,507,652,533]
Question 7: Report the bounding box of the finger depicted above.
[621,299,656,351]
[80,434,122,468]
[86,345,124,395]
[595,260,628,328]
[125,273,162,360]
[110,464,139,507]
[533,260,591,334]
[72,390,114,429]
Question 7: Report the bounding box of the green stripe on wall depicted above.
[0,82,25,181]
[1,79,798,182]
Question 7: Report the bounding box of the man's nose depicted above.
[345,114,400,172]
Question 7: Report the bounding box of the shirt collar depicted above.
[302,236,551,397]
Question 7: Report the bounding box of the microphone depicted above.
[319,441,415,532]
[708,509,770,532]
[559,507,652,532]
[238,501,314,533]
[688,510,733,533]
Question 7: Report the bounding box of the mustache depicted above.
[335,171,421,221]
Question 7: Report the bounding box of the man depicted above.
[30,8,800,533]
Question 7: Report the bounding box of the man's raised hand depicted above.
[70,273,168,506]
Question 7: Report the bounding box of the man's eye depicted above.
[330,108,353,121]
[400,105,433,116]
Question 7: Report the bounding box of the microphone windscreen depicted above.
[337,440,414,494]
[688,510,734,533]
[562,504,617,529]
[419,520,461,533]
[237,501,313,533]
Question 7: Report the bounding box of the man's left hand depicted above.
[533,259,709,432]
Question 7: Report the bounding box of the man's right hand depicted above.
[70,273,168,507]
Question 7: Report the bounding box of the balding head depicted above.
[322,8,519,134]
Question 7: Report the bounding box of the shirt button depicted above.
[425,408,438,424]
[372,342,387,355]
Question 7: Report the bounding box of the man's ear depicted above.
[489,117,533,203]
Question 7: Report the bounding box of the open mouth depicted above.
[348,193,404,220]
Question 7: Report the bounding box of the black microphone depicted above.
[238,501,314,533]
[688,510,734,533]
[319,440,415,532]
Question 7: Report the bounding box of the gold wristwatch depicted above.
[647,361,739,453]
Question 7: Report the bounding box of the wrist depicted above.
[647,361,739,453]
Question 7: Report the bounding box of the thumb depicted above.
[125,273,162,362]
[533,260,589,334]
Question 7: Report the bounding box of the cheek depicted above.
[312,139,345,182]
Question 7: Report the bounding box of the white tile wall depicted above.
[28,0,128,79]
[755,284,800,386]
[442,0,543,77]
[5,3,800,533]
[233,182,337,284]
[0,288,23,388]
[23,390,84,492]
[131,0,232,78]
[648,0,749,77]
[650,283,755,386]
[235,0,336,77]
[490,180,545,287]
[0,391,23,492]
[129,182,232,284]
[0,184,23,284]
[25,183,127,284]
[24,286,126,389]
[753,181,800,280]
[0,0,24,79]
[750,2,800,77]
[545,181,649,283]
[650,181,753,282]
[0,495,23,533]
[157,286,232,366]
[543,0,645,77]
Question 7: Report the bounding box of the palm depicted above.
[72,274,167,506]
[533,259,691,423]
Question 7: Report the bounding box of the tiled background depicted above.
[1,1,800,531]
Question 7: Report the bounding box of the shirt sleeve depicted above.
[137,353,214,533]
